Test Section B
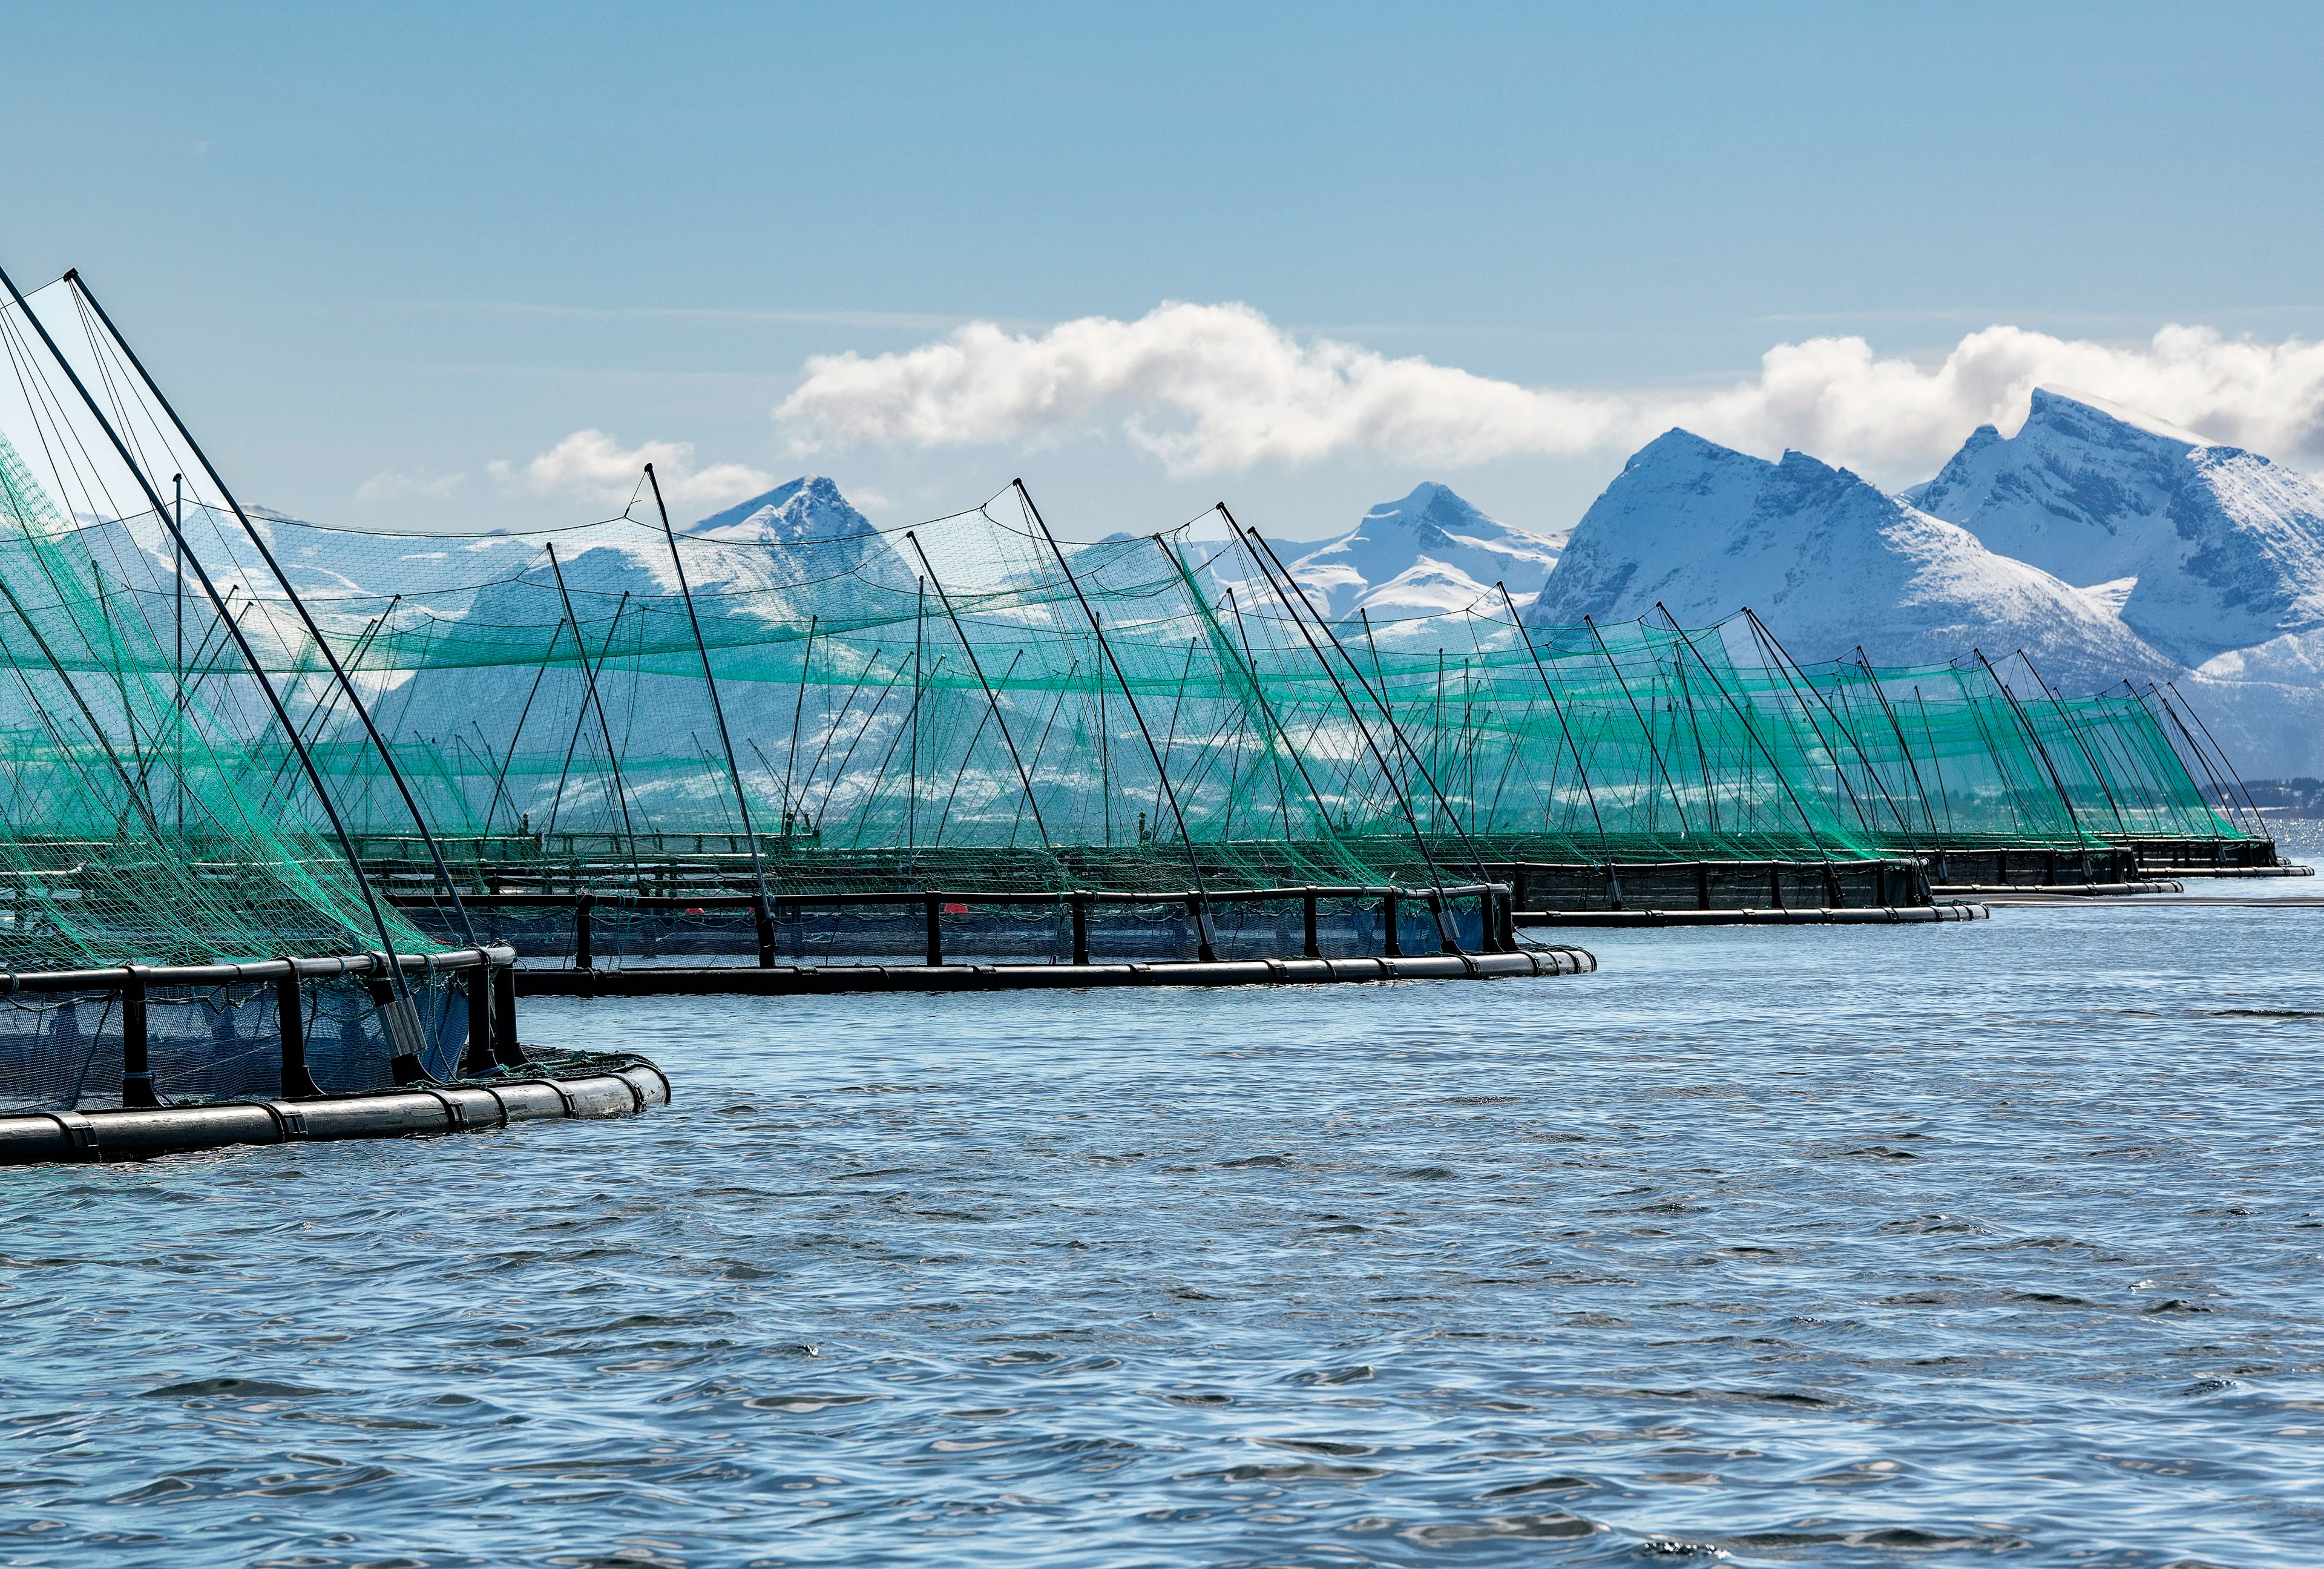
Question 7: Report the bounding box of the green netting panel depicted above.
[0,454,2254,901]
[0,427,435,969]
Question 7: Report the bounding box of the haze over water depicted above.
[7,873,2323,1565]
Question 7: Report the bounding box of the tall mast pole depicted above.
[172,472,183,846]
[1015,480,1216,959]
[1583,614,1690,839]
[2166,679,2267,834]
[1498,584,1620,904]
[1974,649,2094,863]
[2018,651,2129,840]
[907,530,1049,845]
[781,614,816,832]
[646,465,769,902]
[1164,533,1333,833]
[909,576,924,848]
[1654,605,1840,873]
[1242,524,1490,881]
[1230,510,1460,944]
[545,542,645,881]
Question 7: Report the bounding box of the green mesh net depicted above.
[0,478,2250,912]
[0,272,2263,962]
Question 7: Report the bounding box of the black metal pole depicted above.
[1016,480,1217,960]
[479,632,557,838]
[1653,606,1841,881]
[1583,614,1692,839]
[907,531,1049,844]
[1498,583,1621,906]
[491,961,524,1065]
[915,577,931,849]
[172,472,182,846]
[2018,650,2130,839]
[120,965,154,1107]
[277,960,324,1098]
[1168,534,1336,837]
[543,587,627,838]
[1739,610,1900,844]
[1974,649,2095,870]
[646,466,773,942]
[2144,685,2250,840]
[2167,679,2267,832]
[544,543,645,881]
[1242,524,1492,877]
[1854,648,1947,854]
[781,614,816,830]
[1230,512,1456,948]
[0,570,166,840]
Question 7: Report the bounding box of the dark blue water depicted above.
[7,890,2324,1566]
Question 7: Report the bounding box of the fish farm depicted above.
[0,265,2290,1151]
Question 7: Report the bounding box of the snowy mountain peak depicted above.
[1908,387,2324,665]
[2026,385,2214,450]
[1529,427,2171,685]
[1288,481,1563,620]
[685,475,873,545]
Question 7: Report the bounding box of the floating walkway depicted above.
[518,947,1592,997]
[2171,864,2316,878]
[1981,892,2324,909]
[1933,881,2182,898]
[1515,903,1988,929]
[0,1054,668,1165]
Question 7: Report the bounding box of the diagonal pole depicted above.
[1498,583,1620,906]
[545,545,643,880]
[648,465,769,903]
[1015,480,1217,958]
[907,530,1049,846]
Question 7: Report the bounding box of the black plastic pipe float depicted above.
[1515,905,1989,927]
[516,947,1594,998]
[0,1056,670,1165]
[1930,881,2183,897]
[2171,864,2314,878]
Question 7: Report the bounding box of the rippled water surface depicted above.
[9,884,2324,1567]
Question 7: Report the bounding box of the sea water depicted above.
[5,870,2323,1565]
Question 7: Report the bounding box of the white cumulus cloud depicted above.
[491,429,773,507]
[355,469,465,504]
[773,303,2324,486]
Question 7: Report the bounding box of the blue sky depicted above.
[4,1,2320,540]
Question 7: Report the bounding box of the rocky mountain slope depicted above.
[1525,430,2175,686]
[1908,388,2324,667]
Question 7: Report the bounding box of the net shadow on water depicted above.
[5,890,2324,1567]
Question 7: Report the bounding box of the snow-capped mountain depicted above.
[686,475,876,546]
[1287,482,1563,622]
[1528,430,2175,685]
[1907,387,2324,667]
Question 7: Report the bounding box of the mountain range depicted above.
[1261,389,2324,748]
[197,395,2324,783]
[1525,429,2174,683]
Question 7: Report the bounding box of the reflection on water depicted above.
[5,881,2323,1565]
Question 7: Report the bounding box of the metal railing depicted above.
[392,885,1518,970]
[0,944,519,1107]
